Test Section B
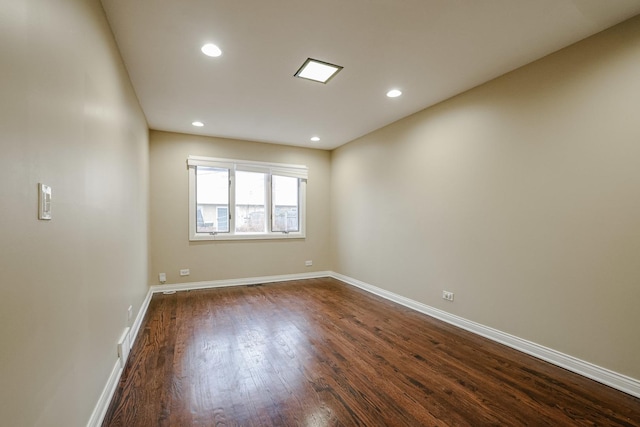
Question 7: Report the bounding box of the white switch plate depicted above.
[38,183,52,220]
[180,269,190,276]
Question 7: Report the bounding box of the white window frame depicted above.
[188,155,307,241]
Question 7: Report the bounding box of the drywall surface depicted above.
[149,130,331,284]
[0,0,148,425]
[331,16,640,380]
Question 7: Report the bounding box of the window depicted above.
[195,167,229,233]
[188,155,307,240]
[272,175,299,232]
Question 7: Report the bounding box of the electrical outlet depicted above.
[180,269,190,276]
[159,273,166,283]
[305,260,313,267]
[442,290,454,302]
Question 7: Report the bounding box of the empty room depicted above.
[2,0,640,426]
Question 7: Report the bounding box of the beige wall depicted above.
[331,16,640,380]
[0,0,148,426]
[149,130,331,284]
[3,1,638,423]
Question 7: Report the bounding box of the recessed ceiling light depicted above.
[386,89,402,98]
[192,121,204,127]
[295,58,343,84]
[310,136,320,142]
[201,43,222,57]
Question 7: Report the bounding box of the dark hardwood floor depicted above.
[102,278,640,426]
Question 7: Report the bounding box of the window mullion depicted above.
[229,169,236,234]
[267,173,273,234]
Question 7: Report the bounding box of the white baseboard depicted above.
[88,270,332,426]
[89,269,639,426]
[86,287,152,427]
[149,271,333,294]
[86,360,122,427]
[130,288,153,348]
[331,272,640,399]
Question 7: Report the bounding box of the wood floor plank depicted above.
[102,278,640,426]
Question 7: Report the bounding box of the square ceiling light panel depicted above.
[294,58,343,84]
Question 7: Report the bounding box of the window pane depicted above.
[196,167,229,233]
[272,175,299,232]
[216,206,228,231]
[235,170,266,233]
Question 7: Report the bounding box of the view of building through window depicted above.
[196,167,229,233]
[195,166,300,235]
[272,175,299,232]
[235,170,266,233]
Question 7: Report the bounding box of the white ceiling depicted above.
[101,0,640,150]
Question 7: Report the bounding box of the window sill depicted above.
[189,232,306,242]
